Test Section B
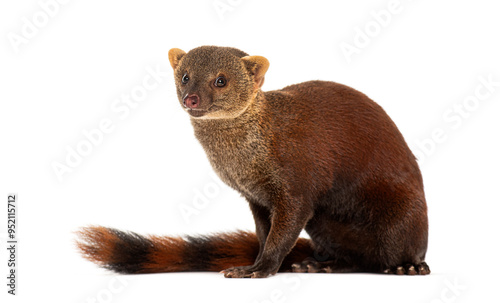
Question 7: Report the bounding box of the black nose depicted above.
[183,94,200,109]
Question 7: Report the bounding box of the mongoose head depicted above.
[168,46,269,119]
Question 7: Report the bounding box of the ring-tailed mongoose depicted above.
[77,46,430,278]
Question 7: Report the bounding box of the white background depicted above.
[1,0,499,302]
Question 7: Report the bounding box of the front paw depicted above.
[220,265,274,278]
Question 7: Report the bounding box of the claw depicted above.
[405,265,417,275]
[384,262,430,275]
[396,266,405,275]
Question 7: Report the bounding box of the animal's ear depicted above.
[168,48,186,70]
[241,56,269,90]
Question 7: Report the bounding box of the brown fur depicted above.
[77,45,430,278]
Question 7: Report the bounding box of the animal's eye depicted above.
[181,73,189,84]
[214,76,227,87]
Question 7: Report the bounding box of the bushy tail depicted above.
[76,226,313,274]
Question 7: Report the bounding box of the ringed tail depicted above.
[76,226,313,274]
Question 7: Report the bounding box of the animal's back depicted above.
[263,80,422,201]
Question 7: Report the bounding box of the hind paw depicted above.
[383,262,430,275]
[291,258,335,273]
